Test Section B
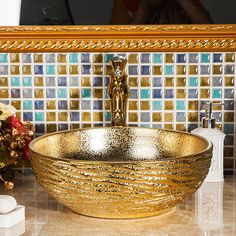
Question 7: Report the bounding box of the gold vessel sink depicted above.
[29,127,212,219]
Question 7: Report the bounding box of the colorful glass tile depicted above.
[152,54,162,63]
[129,65,138,75]
[200,54,210,63]
[11,77,20,86]
[69,53,79,63]
[153,77,162,87]
[23,77,32,86]
[140,89,150,99]
[0,54,8,63]
[176,101,186,110]
[176,54,186,63]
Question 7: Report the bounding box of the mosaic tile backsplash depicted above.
[0,52,235,174]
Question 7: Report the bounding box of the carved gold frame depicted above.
[0,25,235,52]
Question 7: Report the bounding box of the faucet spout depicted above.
[108,56,128,127]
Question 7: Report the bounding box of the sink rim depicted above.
[29,126,212,163]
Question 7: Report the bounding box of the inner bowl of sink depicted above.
[29,127,212,219]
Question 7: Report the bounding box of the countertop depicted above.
[0,175,235,236]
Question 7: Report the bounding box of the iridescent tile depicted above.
[129,89,138,99]
[224,113,234,122]
[0,65,8,75]
[93,100,103,110]
[45,54,55,63]
[153,89,162,98]
[23,100,33,110]
[128,112,138,122]
[81,53,91,63]
[164,65,174,75]
[200,77,210,86]
[57,65,67,75]
[225,53,235,62]
[165,54,174,63]
[69,65,79,75]
[200,54,210,63]
[176,112,186,122]
[188,124,198,132]
[0,54,8,63]
[34,101,44,110]
[165,77,174,87]
[176,89,186,99]
[46,77,55,87]
[224,89,234,98]
[58,112,68,122]
[152,101,162,110]
[11,89,20,98]
[152,54,162,63]
[224,65,234,74]
[82,112,91,122]
[58,88,68,98]
[153,77,162,87]
[141,66,150,75]
[35,124,45,133]
[213,112,222,122]
[105,112,111,121]
[140,101,150,110]
[165,101,173,110]
[140,89,150,99]
[70,112,80,121]
[224,100,234,110]
[176,77,186,87]
[176,124,186,131]
[94,65,103,75]
[0,77,8,86]
[129,65,138,75]
[46,112,56,122]
[188,89,198,98]
[11,77,20,86]
[140,112,150,122]
[93,54,103,63]
[46,101,56,110]
[34,54,43,63]
[70,77,79,86]
[10,53,19,63]
[69,53,79,63]
[224,135,234,145]
[93,77,103,87]
[70,100,80,110]
[58,77,67,86]
[176,54,186,63]
[200,89,210,98]
[93,89,103,98]
[34,77,44,86]
[81,77,91,87]
[164,89,174,99]
[224,77,234,86]
[82,88,91,98]
[188,112,198,122]
[35,112,44,122]
[46,89,56,98]
[104,77,109,86]
[104,54,114,63]
[164,113,173,122]
[70,89,80,98]
[141,77,150,87]
[23,89,32,98]
[189,53,198,63]
[129,77,138,87]
[129,101,138,110]
[22,53,31,63]
[93,112,103,122]
[152,124,162,129]
[141,54,150,63]
[213,65,222,75]
[189,65,198,75]
[153,66,162,75]
[188,101,198,110]
[128,54,138,64]
[82,65,91,75]
[188,77,198,87]
[58,124,69,131]
[23,77,32,86]
[34,65,43,74]
[46,65,55,75]
[141,124,151,128]
[200,65,210,75]
[176,100,186,110]
[152,112,162,122]
[212,77,222,86]
[34,89,44,99]
[212,89,222,99]
[224,147,234,157]
[11,65,20,75]
[11,101,21,110]
[213,53,223,63]
[23,112,33,121]
[57,54,67,63]
[58,101,68,110]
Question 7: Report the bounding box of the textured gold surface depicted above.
[29,127,212,219]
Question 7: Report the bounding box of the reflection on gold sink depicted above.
[29,127,212,219]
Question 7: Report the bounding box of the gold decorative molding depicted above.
[0,25,235,52]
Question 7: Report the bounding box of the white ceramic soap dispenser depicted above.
[191,101,225,183]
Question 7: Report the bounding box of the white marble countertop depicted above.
[0,175,235,236]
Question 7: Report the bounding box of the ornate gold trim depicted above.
[0,25,235,52]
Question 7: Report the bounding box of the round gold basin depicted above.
[29,127,212,219]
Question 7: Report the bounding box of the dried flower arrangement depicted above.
[0,102,34,190]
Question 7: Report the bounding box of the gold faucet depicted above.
[108,56,128,127]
